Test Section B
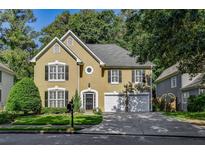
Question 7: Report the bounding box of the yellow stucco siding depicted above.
[62,35,151,111]
[34,42,78,107]
[34,34,152,111]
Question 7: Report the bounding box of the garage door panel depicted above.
[104,93,150,112]
[104,94,125,112]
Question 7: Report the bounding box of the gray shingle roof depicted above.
[86,44,153,67]
[155,63,179,82]
[181,73,205,90]
[0,63,15,75]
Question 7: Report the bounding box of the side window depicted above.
[0,89,1,103]
[0,71,2,83]
[183,92,190,103]
[135,69,144,83]
[171,76,177,88]
[53,44,60,53]
[199,89,205,95]
[111,69,119,84]
[67,38,73,46]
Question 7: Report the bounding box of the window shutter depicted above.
[119,70,122,83]
[45,65,48,81]
[132,70,135,83]
[0,90,1,102]
[143,70,146,83]
[146,75,151,86]
[65,90,69,106]
[45,91,48,107]
[108,70,111,83]
[0,71,2,82]
[65,65,69,80]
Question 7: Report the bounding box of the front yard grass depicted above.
[0,125,81,132]
[12,113,103,125]
[164,112,205,125]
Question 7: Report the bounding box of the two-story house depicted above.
[31,30,154,112]
[0,63,15,108]
[155,63,205,111]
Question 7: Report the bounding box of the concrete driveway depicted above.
[80,112,205,137]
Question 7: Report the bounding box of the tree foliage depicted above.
[40,10,126,46]
[0,10,39,51]
[0,49,34,81]
[124,10,205,76]
[6,77,41,114]
[73,90,81,112]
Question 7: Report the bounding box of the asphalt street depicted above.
[0,133,205,145]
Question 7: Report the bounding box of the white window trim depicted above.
[85,66,94,75]
[135,69,144,83]
[0,89,2,104]
[53,44,60,53]
[199,88,205,95]
[48,87,66,108]
[67,38,73,46]
[80,88,98,110]
[171,76,177,88]
[111,69,120,84]
[183,92,190,104]
[48,61,66,82]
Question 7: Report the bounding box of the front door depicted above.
[84,93,95,110]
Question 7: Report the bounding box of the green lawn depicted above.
[0,125,81,132]
[164,112,205,121]
[13,114,103,125]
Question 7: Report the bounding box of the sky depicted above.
[30,9,121,32]
[29,9,120,47]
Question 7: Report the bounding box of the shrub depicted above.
[6,77,41,114]
[187,94,205,112]
[73,90,81,112]
[0,112,17,124]
[93,108,102,115]
[41,108,67,114]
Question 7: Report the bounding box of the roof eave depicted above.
[60,30,105,65]
[31,37,83,63]
[155,71,179,83]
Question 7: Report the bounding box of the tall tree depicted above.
[0,10,38,51]
[40,10,125,46]
[125,10,205,76]
[0,49,34,81]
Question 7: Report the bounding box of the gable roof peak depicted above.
[30,37,82,63]
[60,30,105,65]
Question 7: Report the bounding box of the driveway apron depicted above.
[80,112,205,137]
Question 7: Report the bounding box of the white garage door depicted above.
[104,93,150,112]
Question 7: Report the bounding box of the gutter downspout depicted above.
[150,65,153,111]
[77,64,80,94]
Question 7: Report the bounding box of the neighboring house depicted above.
[31,30,154,112]
[155,63,205,111]
[0,63,15,108]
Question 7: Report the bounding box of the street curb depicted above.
[74,132,205,139]
[1,131,205,139]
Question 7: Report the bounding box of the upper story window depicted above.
[85,66,94,75]
[183,92,190,103]
[171,76,177,88]
[45,61,68,81]
[67,38,73,46]
[53,44,60,53]
[199,89,205,95]
[111,69,120,84]
[135,70,144,83]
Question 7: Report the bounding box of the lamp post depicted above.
[67,98,74,128]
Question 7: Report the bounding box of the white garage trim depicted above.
[80,88,98,109]
[104,92,150,112]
